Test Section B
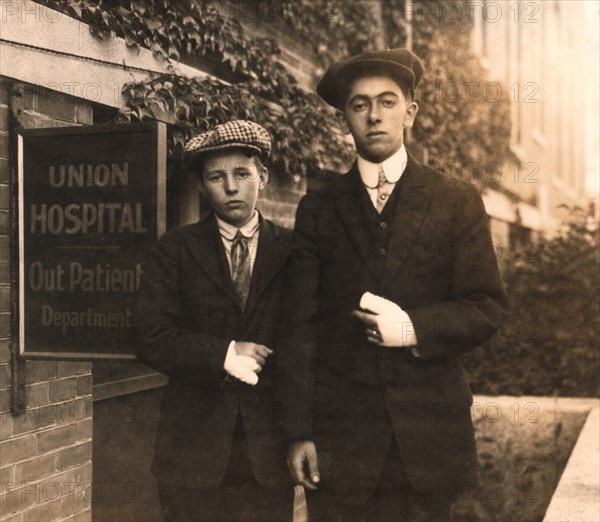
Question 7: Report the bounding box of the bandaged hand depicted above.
[353,292,418,348]
[223,342,260,385]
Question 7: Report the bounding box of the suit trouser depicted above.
[157,417,294,522]
[306,436,455,522]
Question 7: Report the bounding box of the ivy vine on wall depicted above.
[277,1,379,66]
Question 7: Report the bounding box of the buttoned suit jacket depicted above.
[135,212,292,490]
[277,154,509,504]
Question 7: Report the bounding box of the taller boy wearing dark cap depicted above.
[135,120,293,521]
[277,49,508,521]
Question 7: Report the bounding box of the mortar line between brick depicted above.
[2,461,93,488]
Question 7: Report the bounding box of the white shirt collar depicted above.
[357,145,408,188]
[215,210,260,241]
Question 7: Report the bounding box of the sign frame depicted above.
[17,121,166,361]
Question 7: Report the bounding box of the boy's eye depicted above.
[207,173,224,183]
[235,169,253,180]
[352,102,367,111]
[380,98,396,108]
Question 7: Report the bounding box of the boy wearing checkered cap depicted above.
[135,120,294,521]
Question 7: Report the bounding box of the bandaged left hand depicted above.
[353,292,418,348]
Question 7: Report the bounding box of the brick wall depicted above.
[0,78,93,522]
[257,184,305,230]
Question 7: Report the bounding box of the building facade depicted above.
[471,0,589,246]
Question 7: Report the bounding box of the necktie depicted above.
[231,230,252,309]
[376,164,391,213]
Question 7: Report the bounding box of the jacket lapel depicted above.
[380,154,432,292]
[333,165,380,280]
[243,216,288,319]
[186,213,241,309]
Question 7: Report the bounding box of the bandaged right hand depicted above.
[224,342,272,385]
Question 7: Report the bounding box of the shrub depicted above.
[463,205,600,397]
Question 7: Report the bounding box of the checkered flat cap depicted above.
[184,120,271,162]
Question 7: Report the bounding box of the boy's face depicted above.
[337,75,418,163]
[198,149,268,228]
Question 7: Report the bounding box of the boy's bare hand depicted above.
[235,342,273,369]
[287,440,320,490]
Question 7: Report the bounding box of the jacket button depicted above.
[379,248,387,256]
[379,221,388,229]
[385,384,394,393]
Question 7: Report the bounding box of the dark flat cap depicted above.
[184,120,271,162]
[317,48,425,109]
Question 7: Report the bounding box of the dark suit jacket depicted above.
[277,154,508,504]
[135,212,292,490]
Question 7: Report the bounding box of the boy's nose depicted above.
[224,174,238,193]
[368,105,382,123]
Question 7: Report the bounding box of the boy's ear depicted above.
[403,101,419,129]
[335,110,351,135]
[196,176,206,195]
[258,168,269,191]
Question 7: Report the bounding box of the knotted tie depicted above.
[376,163,391,213]
[231,230,252,309]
